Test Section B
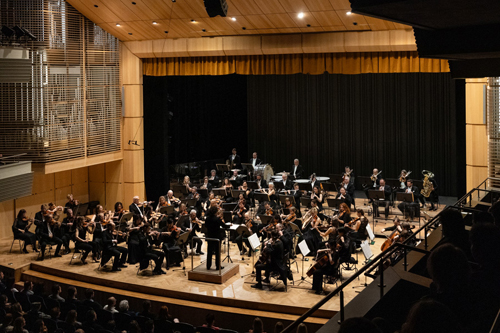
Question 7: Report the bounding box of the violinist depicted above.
[13,209,37,253]
[232,200,248,225]
[102,223,128,272]
[239,181,251,200]
[37,214,63,261]
[158,218,183,268]
[65,194,79,211]
[47,203,63,219]
[129,196,146,221]
[235,212,256,256]
[373,179,392,219]
[187,186,202,215]
[336,227,352,265]
[200,176,212,192]
[176,203,188,221]
[260,215,280,240]
[61,208,76,254]
[335,203,352,226]
[138,223,165,275]
[182,175,192,191]
[73,216,99,264]
[127,215,144,264]
[311,239,339,295]
[113,202,125,222]
[252,230,286,290]
[293,183,303,217]
[335,187,352,209]
[205,206,226,270]
[166,190,181,207]
[346,209,369,241]
[180,210,204,256]
[91,213,107,254]
[256,201,272,217]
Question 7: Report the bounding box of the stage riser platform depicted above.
[188,263,239,284]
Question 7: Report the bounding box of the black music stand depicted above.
[300,197,312,208]
[176,215,189,228]
[174,231,190,275]
[213,188,227,198]
[242,163,254,178]
[368,190,388,225]
[278,194,295,205]
[326,198,343,210]
[222,211,233,223]
[274,182,285,191]
[74,203,88,217]
[198,189,209,198]
[247,181,259,190]
[223,202,237,212]
[230,180,240,188]
[396,192,415,221]
[236,225,252,262]
[231,189,245,199]
[358,176,374,189]
[385,178,400,205]
[298,182,312,192]
[259,215,274,226]
[159,206,175,215]
[254,192,270,204]
[321,182,338,193]
[173,184,189,195]
[216,164,230,178]
[181,198,197,208]
[222,223,233,263]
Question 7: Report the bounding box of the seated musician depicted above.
[255,174,267,190]
[37,214,63,261]
[166,190,180,207]
[113,202,125,222]
[61,208,76,254]
[252,230,286,289]
[336,227,352,265]
[232,200,248,225]
[311,239,339,295]
[222,178,233,202]
[156,196,168,212]
[158,218,183,268]
[182,176,192,192]
[65,194,79,212]
[264,183,277,207]
[235,212,256,256]
[300,207,322,256]
[138,223,166,275]
[397,179,420,219]
[281,174,293,191]
[102,223,128,272]
[187,186,202,215]
[346,209,369,241]
[260,214,280,241]
[127,215,144,264]
[311,186,324,211]
[336,187,352,208]
[229,170,242,187]
[373,179,392,218]
[73,216,99,264]
[343,166,355,184]
[208,170,219,186]
[341,176,356,208]
[256,201,273,217]
[293,184,303,217]
[13,209,37,253]
[34,204,47,225]
[129,196,146,220]
[291,159,304,180]
[180,210,204,256]
[200,176,212,192]
[335,203,352,226]
[381,217,402,233]
[239,181,251,200]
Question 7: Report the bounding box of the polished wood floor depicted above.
[0,197,446,317]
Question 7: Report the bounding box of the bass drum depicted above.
[254,164,274,183]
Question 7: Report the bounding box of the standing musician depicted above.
[166,190,181,207]
[65,194,79,212]
[280,174,293,191]
[37,214,63,261]
[346,209,369,242]
[249,152,262,180]
[373,179,392,219]
[73,216,99,264]
[180,210,204,255]
[13,209,37,253]
[293,183,303,218]
[208,170,220,186]
[342,166,355,184]
[340,177,356,208]
[252,230,286,289]
[228,148,242,170]
[205,206,227,270]
[102,223,128,272]
[335,187,352,208]
[398,180,420,219]
[138,223,166,275]
[291,159,304,180]
[419,176,438,211]
[232,200,248,225]
[235,212,256,256]
[200,176,213,192]
[311,239,339,295]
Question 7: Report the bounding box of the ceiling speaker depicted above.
[203,0,228,17]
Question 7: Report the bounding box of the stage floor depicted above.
[0,197,449,319]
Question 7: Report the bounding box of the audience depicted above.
[103,296,119,313]
[48,285,64,303]
[274,321,284,333]
[249,317,264,333]
[296,323,307,333]
[83,289,101,311]
[65,309,82,329]
[400,299,462,333]
[202,313,220,330]
[65,286,80,305]
[138,300,156,320]
[338,317,381,333]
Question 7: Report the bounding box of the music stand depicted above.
[241,232,260,278]
[198,189,209,198]
[259,215,274,226]
[173,184,189,195]
[160,206,175,215]
[274,182,285,191]
[222,223,233,263]
[298,182,312,192]
[300,197,312,208]
[358,176,374,190]
[296,240,312,286]
[369,190,388,225]
[181,198,197,208]
[222,211,233,223]
[289,222,302,271]
[396,192,415,221]
[236,225,252,260]
[278,194,295,205]
[74,203,88,217]
[242,163,254,175]
[174,231,190,275]
[326,198,343,210]
[321,182,338,193]
[247,181,259,190]
[231,189,245,199]
[176,215,189,228]
[254,192,270,204]
[223,202,237,211]
[330,174,344,185]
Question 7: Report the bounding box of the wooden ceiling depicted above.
[66,0,411,41]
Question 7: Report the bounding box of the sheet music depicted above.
[366,223,375,241]
[298,239,310,256]
[248,233,261,250]
[230,224,239,230]
[361,240,373,260]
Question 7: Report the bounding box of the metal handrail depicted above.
[191,236,222,276]
[0,153,27,163]
[281,179,493,333]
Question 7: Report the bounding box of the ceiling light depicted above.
[152,21,158,25]
[128,32,133,35]
[231,17,236,21]
[202,29,206,32]
[94,4,98,8]
[164,31,169,33]
[131,1,136,4]
[346,11,352,15]
[116,23,121,26]
[191,19,196,23]
[297,12,304,19]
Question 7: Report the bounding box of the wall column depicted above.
[466,78,488,192]
[121,43,146,201]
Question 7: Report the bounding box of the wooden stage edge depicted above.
[23,263,334,320]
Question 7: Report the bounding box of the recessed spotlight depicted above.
[202,29,206,32]
[131,2,136,4]
[94,4,98,7]
[353,22,357,25]
[242,27,246,30]
[191,19,196,23]
[172,0,176,2]
[306,24,311,27]
[346,11,352,15]
[116,23,121,27]
[231,17,236,21]
[297,12,304,19]
[128,32,133,35]
[164,31,168,33]
[152,21,158,25]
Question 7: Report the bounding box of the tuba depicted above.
[420,170,435,198]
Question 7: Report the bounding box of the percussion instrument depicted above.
[254,164,274,182]
[293,179,310,183]
[316,176,330,182]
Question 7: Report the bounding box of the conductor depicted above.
[204,206,226,270]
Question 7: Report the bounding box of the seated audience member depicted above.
[296,323,308,333]
[48,284,65,303]
[103,296,119,313]
[83,288,102,311]
[157,305,179,323]
[119,300,136,317]
[338,317,382,333]
[249,317,264,333]
[65,286,80,305]
[202,313,220,330]
[65,309,82,329]
[144,319,155,333]
[11,316,28,333]
[129,320,141,333]
[82,309,103,332]
[31,319,47,333]
[438,209,470,258]
[400,299,462,333]
[138,300,156,320]
[274,322,284,333]
[488,199,500,227]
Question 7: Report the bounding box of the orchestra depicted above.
[9,158,440,297]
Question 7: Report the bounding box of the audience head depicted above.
[297,323,308,333]
[67,286,77,299]
[400,299,462,333]
[107,296,116,308]
[439,208,465,238]
[274,321,284,333]
[23,280,33,292]
[205,313,215,327]
[143,300,151,312]
[66,309,78,324]
[12,316,26,333]
[474,211,494,224]
[252,317,264,333]
[338,317,382,333]
[469,222,500,269]
[32,319,46,333]
[427,244,471,293]
[129,320,141,333]
[85,309,97,322]
[84,288,94,300]
[158,305,170,320]
[50,306,61,319]
[119,300,130,312]
[145,319,154,333]
[51,284,61,296]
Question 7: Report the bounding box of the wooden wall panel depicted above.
[32,173,55,195]
[55,170,72,189]
[0,200,15,240]
[344,31,390,52]
[302,32,344,53]
[121,44,143,85]
[106,161,124,184]
[55,186,73,206]
[466,82,486,124]
[466,125,487,166]
[262,34,302,54]
[152,39,189,57]
[89,164,106,183]
[123,85,144,118]
[123,150,145,183]
[106,183,124,209]
[72,182,90,204]
[89,182,106,208]
[187,38,225,56]
[467,165,488,193]
[222,36,263,55]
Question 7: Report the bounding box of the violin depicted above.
[347,217,360,227]
[266,208,273,216]
[283,212,296,223]
[168,224,182,238]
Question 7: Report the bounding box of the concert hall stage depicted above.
[0,199,448,331]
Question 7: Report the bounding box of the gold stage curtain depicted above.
[143,51,450,76]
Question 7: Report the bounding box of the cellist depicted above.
[311,239,338,295]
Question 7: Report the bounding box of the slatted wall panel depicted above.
[488,77,500,188]
[0,0,121,163]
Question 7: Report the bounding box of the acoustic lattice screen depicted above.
[488,77,500,188]
[0,0,121,163]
